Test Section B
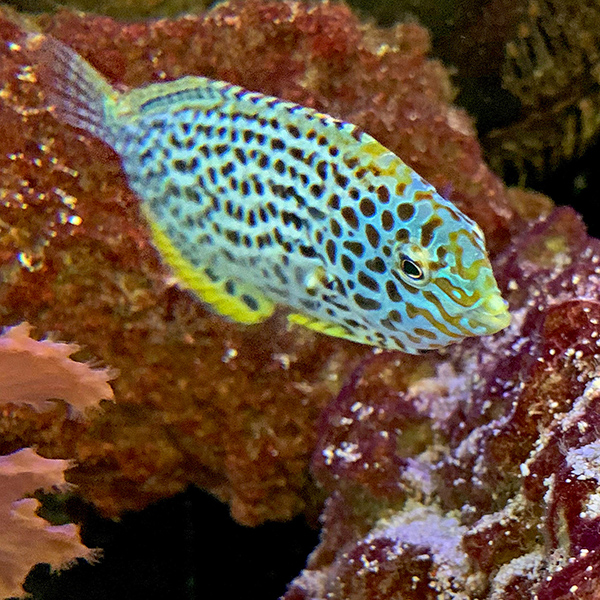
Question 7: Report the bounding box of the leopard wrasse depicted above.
[30,35,510,353]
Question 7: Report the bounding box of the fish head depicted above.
[375,194,510,352]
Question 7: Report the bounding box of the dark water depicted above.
[20,486,319,600]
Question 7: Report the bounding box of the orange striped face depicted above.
[305,171,511,352]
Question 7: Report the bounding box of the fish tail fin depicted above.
[28,34,119,148]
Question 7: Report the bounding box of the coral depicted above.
[0,322,106,594]
[0,0,540,526]
[440,0,600,184]
[0,321,112,459]
[0,322,113,413]
[485,0,600,182]
[343,0,600,184]
[0,448,95,598]
[284,206,600,599]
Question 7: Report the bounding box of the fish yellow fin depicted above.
[288,313,359,343]
[148,221,275,324]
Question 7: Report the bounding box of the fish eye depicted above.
[394,243,430,287]
[400,255,424,280]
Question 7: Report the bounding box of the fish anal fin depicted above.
[148,221,275,324]
[288,313,359,343]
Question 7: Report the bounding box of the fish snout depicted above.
[469,292,511,335]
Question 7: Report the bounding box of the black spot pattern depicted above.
[132,92,440,351]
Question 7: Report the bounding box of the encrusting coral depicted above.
[0,0,545,529]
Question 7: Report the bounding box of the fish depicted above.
[29,34,511,353]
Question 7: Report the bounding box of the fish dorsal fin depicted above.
[118,76,227,119]
[288,313,359,343]
[148,220,275,324]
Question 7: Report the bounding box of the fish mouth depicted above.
[468,293,511,335]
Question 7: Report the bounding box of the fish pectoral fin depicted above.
[288,313,359,343]
[148,220,275,324]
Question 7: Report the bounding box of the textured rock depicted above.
[285,207,600,599]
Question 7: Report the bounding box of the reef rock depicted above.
[285,207,600,599]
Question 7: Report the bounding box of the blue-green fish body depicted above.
[31,35,510,353]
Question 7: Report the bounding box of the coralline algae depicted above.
[285,208,600,599]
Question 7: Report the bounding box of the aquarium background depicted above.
[1,0,600,598]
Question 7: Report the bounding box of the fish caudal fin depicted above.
[27,34,119,148]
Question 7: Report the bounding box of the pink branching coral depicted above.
[284,207,600,599]
[0,322,113,412]
[0,448,95,598]
[0,322,107,595]
[0,0,547,527]
[0,321,113,458]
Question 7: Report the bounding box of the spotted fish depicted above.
[30,34,510,353]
